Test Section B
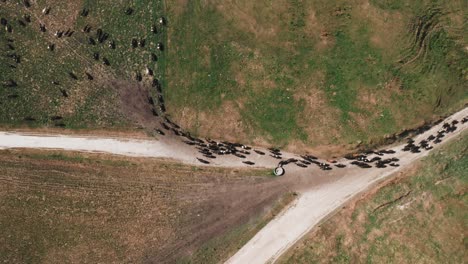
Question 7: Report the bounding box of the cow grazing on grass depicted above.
[125,8,133,15]
[59,89,68,97]
[23,0,31,8]
[3,79,17,88]
[151,53,158,61]
[42,7,51,15]
[85,72,94,80]
[156,42,164,51]
[145,67,153,76]
[23,15,31,23]
[68,72,78,80]
[135,72,142,82]
[80,8,89,17]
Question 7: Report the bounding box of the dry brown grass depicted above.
[0,149,288,263]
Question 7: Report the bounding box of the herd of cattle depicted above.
[1,1,166,124]
[156,110,466,172]
[187,116,466,172]
[2,2,467,172]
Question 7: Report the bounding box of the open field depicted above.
[178,192,297,264]
[0,149,291,263]
[1,0,466,153]
[0,0,166,129]
[165,0,467,151]
[279,132,467,263]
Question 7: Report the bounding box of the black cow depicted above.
[135,72,142,82]
[42,7,51,15]
[80,8,89,17]
[59,89,68,97]
[145,67,153,76]
[197,158,210,164]
[3,79,17,88]
[24,15,31,23]
[85,72,94,80]
[88,37,96,45]
[254,149,265,155]
[125,8,134,15]
[151,53,158,61]
[69,72,78,80]
[156,42,164,51]
[155,129,165,135]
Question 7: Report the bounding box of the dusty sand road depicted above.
[0,107,466,263]
[0,131,299,169]
[226,107,468,264]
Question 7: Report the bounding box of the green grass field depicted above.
[0,0,167,129]
[280,132,468,263]
[165,0,467,148]
[1,0,467,148]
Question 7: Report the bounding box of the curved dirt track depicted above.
[0,107,467,264]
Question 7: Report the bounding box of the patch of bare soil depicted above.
[27,0,84,30]
[113,80,157,127]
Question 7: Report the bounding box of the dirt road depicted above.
[226,107,468,264]
[0,131,297,169]
[0,107,466,264]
